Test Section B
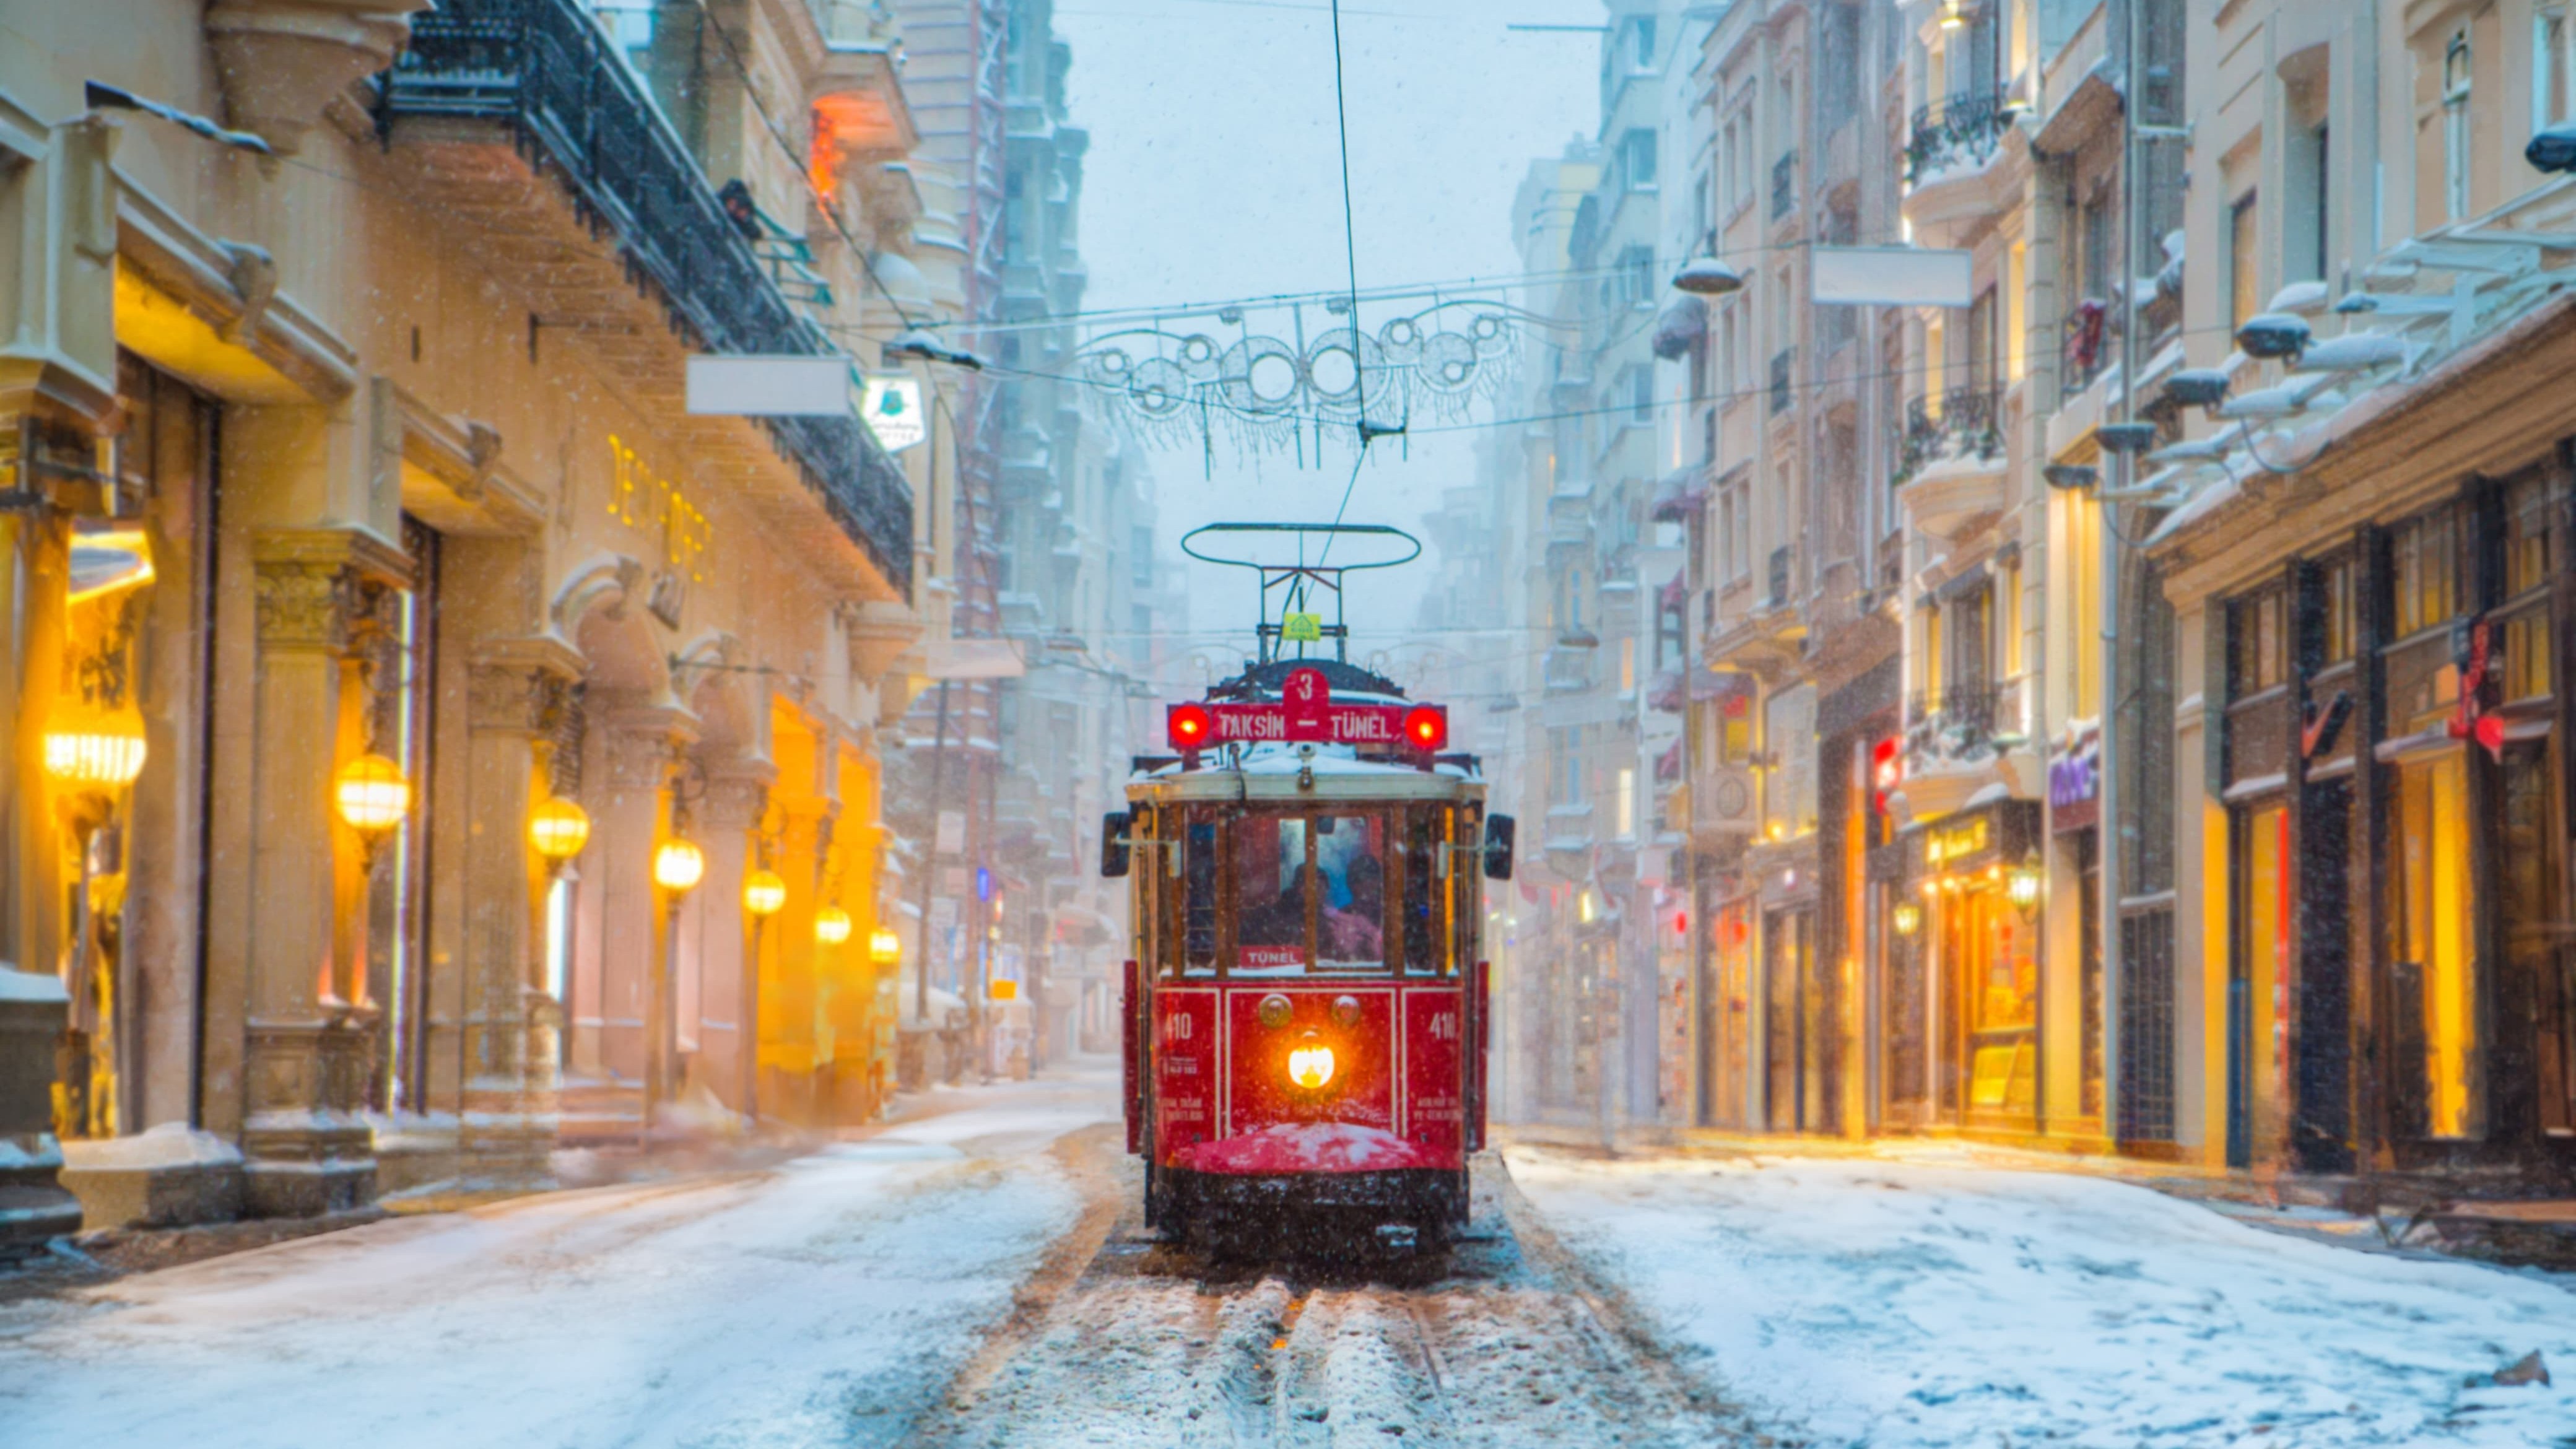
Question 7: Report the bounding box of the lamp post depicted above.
[645,829,703,1144]
[526,793,590,1079]
[741,866,785,1131]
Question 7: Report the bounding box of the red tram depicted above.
[1100,525,1513,1253]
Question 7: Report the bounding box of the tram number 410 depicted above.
[1426,1011,1460,1042]
[1161,1014,1195,1044]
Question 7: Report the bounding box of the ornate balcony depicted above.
[1905,90,2016,183]
[380,0,912,593]
[1895,386,2008,539]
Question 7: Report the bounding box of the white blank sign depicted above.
[685,355,853,416]
[1811,246,1974,308]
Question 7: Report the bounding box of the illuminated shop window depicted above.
[2390,754,2483,1139]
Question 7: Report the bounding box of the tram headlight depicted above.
[1287,1043,1336,1090]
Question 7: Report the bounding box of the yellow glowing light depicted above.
[334,752,411,833]
[869,926,902,966]
[653,838,707,893]
[2007,855,2044,910]
[990,978,1019,1001]
[742,868,788,918]
[43,730,147,787]
[814,905,853,945]
[1287,1044,1337,1090]
[528,796,591,861]
[1892,902,1923,936]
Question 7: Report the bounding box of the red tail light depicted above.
[1403,705,1447,751]
[1168,703,1213,749]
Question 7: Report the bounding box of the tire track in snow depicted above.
[917,1147,1752,1447]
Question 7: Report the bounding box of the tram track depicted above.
[912,1136,1759,1447]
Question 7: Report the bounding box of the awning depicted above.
[1648,466,1708,523]
[1651,298,1707,361]
[1647,670,1686,714]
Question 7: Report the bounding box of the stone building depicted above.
[0,0,938,1251]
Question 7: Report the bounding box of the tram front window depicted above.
[1235,816,1311,972]
[1316,814,1386,969]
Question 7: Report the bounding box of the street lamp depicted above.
[868,926,902,968]
[334,752,411,835]
[2006,853,2044,913]
[43,728,147,788]
[653,837,706,894]
[1670,256,1744,297]
[815,904,853,946]
[1892,901,1923,936]
[528,796,591,865]
[743,868,788,919]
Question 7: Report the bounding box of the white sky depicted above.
[1050,0,1601,674]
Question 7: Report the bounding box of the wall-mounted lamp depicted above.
[528,796,591,864]
[869,926,902,967]
[1892,901,1923,936]
[653,837,706,894]
[43,729,147,788]
[742,868,787,918]
[2006,852,2044,912]
[335,752,411,835]
[815,905,853,946]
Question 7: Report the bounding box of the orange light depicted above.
[742,869,787,918]
[1287,1044,1336,1089]
[815,905,853,945]
[869,926,902,965]
[334,753,411,833]
[653,838,706,894]
[990,978,1019,1001]
[1168,703,1213,749]
[1403,705,1447,751]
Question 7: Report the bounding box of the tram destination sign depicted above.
[1167,668,1447,751]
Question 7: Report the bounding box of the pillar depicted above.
[454,643,582,1184]
[763,796,832,1123]
[238,529,404,1216]
[694,770,769,1120]
[585,714,690,1115]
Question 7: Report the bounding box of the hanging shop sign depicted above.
[2048,718,2100,835]
[861,375,926,452]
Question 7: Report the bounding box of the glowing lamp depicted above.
[1287,1043,1336,1090]
[2006,854,2044,912]
[869,926,902,965]
[1403,705,1448,751]
[1167,703,1213,749]
[653,838,706,893]
[990,978,1019,1001]
[814,905,853,945]
[43,730,147,788]
[528,796,591,861]
[742,868,787,918]
[334,752,411,833]
[1892,902,1923,937]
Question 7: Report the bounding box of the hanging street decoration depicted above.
[1073,297,1549,461]
[861,374,926,451]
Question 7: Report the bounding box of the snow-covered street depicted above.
[1508,1144,2576,1448]
[0,1068,1113,1448]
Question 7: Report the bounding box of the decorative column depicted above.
[695,771,770,1120]
[455,641,583,1184]
[587,714,691,1123]
[240,530,405,1216]
[764,796,833,1124]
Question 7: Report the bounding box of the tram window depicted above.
[1401,807,1453,976]
[1317,814,1387,970]
[1183,819,1218,973]
[1235,816,1311,973]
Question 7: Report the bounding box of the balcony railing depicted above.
[1906,682,2008,764]
[1905,90,2016,185]
[1770,149,1798,220]
[381,0,912,591]
[1894,386,2004,487]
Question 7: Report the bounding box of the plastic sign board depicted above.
[685,355,853,416]
[1810,245,1974,308]
[861,375,926,451]
[1281,611,1323,642]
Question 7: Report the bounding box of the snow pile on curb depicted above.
[1508,1148,2576,1448]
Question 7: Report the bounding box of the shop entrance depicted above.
[1939,881,2037,1131]
[1763,906,1818,1131]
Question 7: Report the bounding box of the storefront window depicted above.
[2391,505,2461,640]
[2234,803,2288,1158]
[2502,743,2574,1136]
[1953,884,2037,1118]
[2390,753,2483,1139]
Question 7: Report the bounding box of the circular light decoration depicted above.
[742,868,787,918]
[43,729,147,788]
[814,905,853,946]
[653,838,706,894]
[334,752,411,833]
[868,926,902,966]
[1167,703,1213,750]
[527,796,591,862]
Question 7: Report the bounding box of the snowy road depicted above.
[1508,1144,2576,1448]
[0,1068,1113,1448]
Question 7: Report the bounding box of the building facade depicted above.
[0,0,940,1250]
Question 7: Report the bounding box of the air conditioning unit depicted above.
[1694,766,1759,837]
